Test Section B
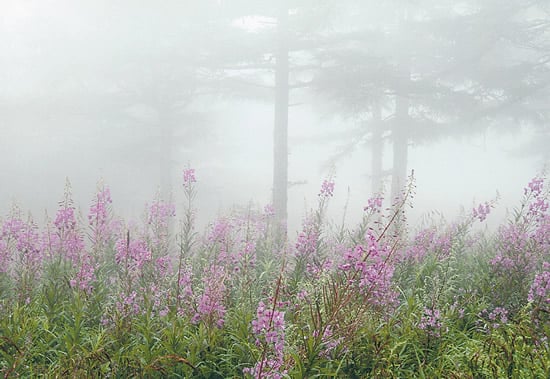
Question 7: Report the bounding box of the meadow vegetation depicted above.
[0,169,549,378]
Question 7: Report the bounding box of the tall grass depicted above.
[0,172,548,378]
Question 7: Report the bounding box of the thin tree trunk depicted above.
[371,102,383,193]
[159,109,176,238]
[390,93,409,203]
[273,1,289,227]
[389,89,409,238]
[390,7,411,205]
[159,112,173,202]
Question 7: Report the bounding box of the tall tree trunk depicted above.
[159,109,176,238]
[391,7,411,205]
[390,93,409,203]
[371,102,383,193]
[389,89,409,238]
[159,111,173,202]
[273,1,289,227]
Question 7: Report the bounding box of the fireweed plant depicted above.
[0,171,549,378]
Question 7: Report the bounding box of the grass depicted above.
[0,174,549,378]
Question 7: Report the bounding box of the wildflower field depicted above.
[1,170,549,378]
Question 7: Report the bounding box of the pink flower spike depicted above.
[319,179,335,198]
[183,168,196,187]
[364,196,384,213]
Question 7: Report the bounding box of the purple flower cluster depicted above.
[314,325,343,358]
[525,176,544,197]
[147,198,176,250]
[155,255,173,277]
[0,239,8,274]
[2,215,25,237]
[483,177,550,312]
[50,203,85,264]
[202,207,276,292]
[149,283,170,318]
[532,216,550,253]
[404,226,453,262]
[115,236,152,275]
[491,223,534,273]
[295,217,318,260]
[449,296,466,319]
[206,217,256,275]
[524,176,549,220]
[472,202,491,222]
[318,179,335,198]
[0,214,42,280]
[528,262,550,305]
[294,216,335,278]
[115,290,141,316]
[230,240,256,273]
[183,168,196,188]
[148,200,175,229]
[488,307,508,326]
[54,206,78,231]
[88,186,114,247]
[208,218,232,246]
[244,300,287,379]
[177,264,194,317]
[418,307,442,336]
[47,195,100,294]
[528,198,549,219]
[306,258,333,278]
[339,232,397,307]
[263,204,275,218]
[193,264,227,328]
[18,219,42,267]
[69,253,96,293]
[364,196,384,213]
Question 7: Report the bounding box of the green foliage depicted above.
[1,182,550,378]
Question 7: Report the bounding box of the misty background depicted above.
[1,0,549,232]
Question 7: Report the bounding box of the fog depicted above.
[1,0,549,233]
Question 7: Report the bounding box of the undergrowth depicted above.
[0,171,549,378]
